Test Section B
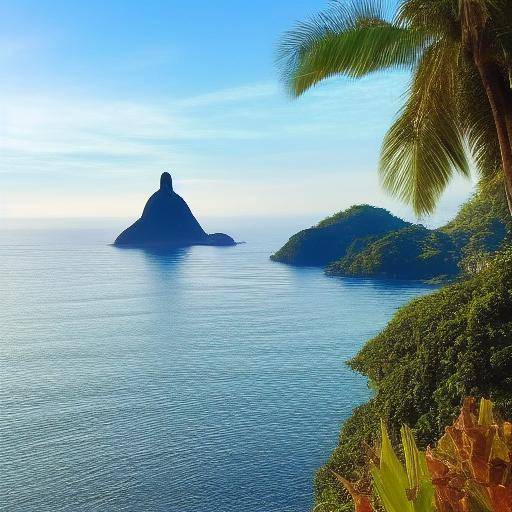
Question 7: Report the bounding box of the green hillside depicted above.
[326,225,459,281]
[273,179,511,281]
[270,205,409,266]
[315,249,512,510]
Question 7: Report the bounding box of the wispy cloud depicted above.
[0,75,406,170]
[0,73,412,203]
[1,73,472,220]
[176,83,278,108]
[0,88,272,175]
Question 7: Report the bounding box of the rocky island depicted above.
[115,172,236,248]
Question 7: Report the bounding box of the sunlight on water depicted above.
[0,219,433,512]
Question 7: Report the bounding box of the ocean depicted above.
[0,217,433,512]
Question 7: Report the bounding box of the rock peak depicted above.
[160,172,173,192]
[114,171,236,248]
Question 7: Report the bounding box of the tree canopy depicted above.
[279,0,512,216]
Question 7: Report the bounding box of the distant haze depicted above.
[0,0,474,225]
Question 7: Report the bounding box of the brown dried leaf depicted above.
[331,471,374,512]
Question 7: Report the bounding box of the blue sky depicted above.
[0,0,473,222]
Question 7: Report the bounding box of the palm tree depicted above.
[278,0,512,216]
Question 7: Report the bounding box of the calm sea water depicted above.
[0,218,433,512]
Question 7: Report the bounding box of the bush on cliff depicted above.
[315,249,512,511]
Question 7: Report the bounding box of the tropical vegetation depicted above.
[279,0,512,216]
[270,204,408,266]
[315,248,512,510]
[278,3,512,511]
[333,397,512,512]
[272,177,511,281]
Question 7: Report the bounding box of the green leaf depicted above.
[400,425,436,511]
[371,421,414,512]
[379,40,470,216]
[290,24,426,95]
[277,0,427,96]
[401,425,421,497]
[478,397,493,427]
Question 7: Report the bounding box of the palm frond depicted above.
[456,57,502,179]
[397,0,460,40]
[486,0,512,69]
[278,0,428,96]
[380,40,470,216]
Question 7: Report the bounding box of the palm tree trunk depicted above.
[505,187,512,216]
[461,0,512,214]
[475,61,512,216]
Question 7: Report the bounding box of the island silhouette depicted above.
[114,172,236,248]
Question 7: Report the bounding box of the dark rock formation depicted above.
[115,172,235,248]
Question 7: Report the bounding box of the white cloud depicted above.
[0,75,407,171]
[176,83,278,108]
[0,74,473,220]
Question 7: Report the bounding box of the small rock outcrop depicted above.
[114,172,235,248]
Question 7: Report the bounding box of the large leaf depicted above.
[426,397,512,512]
[401,425,436,511]
[371,420,415,512]
[290,23,426,95]
[332,471,374,512]
[278,0,427,96]
[380,40,470,216]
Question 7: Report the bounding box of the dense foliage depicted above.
[442,178,512,274]
[336,398,512,512]
[279,0,512,217]
[315,249,512,511]
[273,180,511,281]
[326,226,459,281]
[270,205,408,266]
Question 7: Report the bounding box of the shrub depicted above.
[316,250,512,510]
[334,398,512,512]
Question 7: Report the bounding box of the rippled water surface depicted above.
[0,218,433,512]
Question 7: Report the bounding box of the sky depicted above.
[0,0,474,224]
